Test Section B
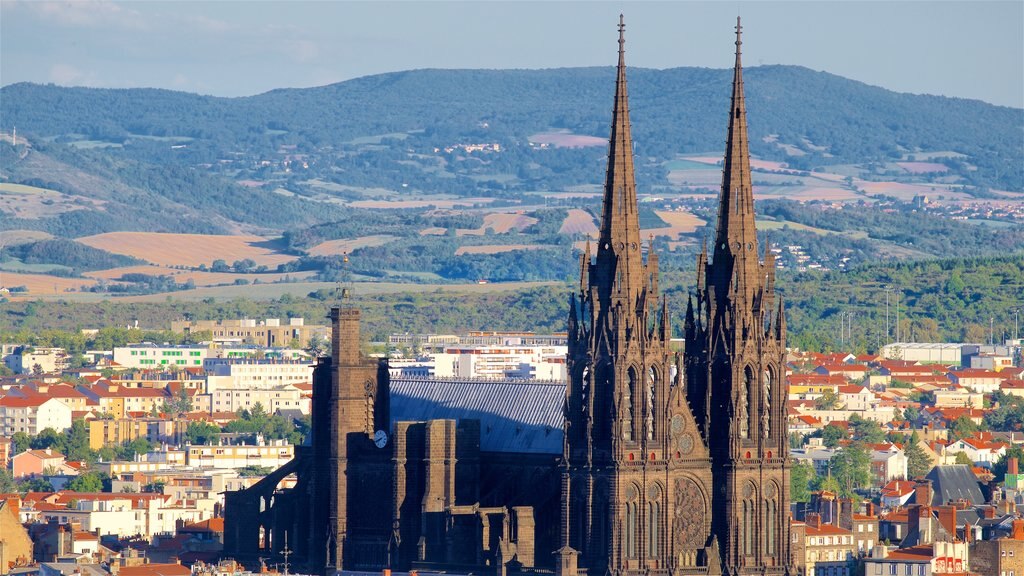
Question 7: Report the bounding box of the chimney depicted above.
[983,506,997,519]
[935,505,957,536]
[806,513,822,528]
[45,448,52,456]
[865,502,877,517]
[1013,518,1024,540]
[1011,457,1019,475]
[914,479,933,506]
[839,498,854,530]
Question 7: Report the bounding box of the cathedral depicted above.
[223,16,791,576]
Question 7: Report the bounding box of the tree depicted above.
[903,405,921,424]
[31,428,64,452]
[63,419,94,462]
[815,389,843,410]
[791,462,816,502]
[905,431,932,478]
[993,447,1024,482]
[186,421,222,445]
[11,431,31,455]
[161,388,193,417]
[115,437,152,461]
[830,443,873,498]
[954,451,974,466]
[0,468,15,493]
[304,334,329,357]
[849,414,885,444]
[822,424,845,448]
[66,471,105,493]
[948,415,982,441]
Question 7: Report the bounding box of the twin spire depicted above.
[597,16,758,297]
[713,17,759,268]
[596,14,643,302]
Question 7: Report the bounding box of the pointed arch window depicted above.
[765,498,777,555]
[625,485,639,558]
[623,367,637,441]
[647,484,661,558]
[646,367,657,441]
[742,496,754,556]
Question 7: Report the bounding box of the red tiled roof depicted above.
[119,564,191,576]
[181,517,224,532]
[885,544,934,561]
[14,449,65,460]
[806,523,852,536]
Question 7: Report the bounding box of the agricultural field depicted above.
[457,213,539,236]
[307,235,398,257]
[0,182,104,218]
[559,209,598,235]
[76,232,296,268]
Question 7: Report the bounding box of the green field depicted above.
[756,218,869,239]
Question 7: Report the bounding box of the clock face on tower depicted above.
[373,429,388,448]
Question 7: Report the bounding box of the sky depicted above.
[1,1,1022,108]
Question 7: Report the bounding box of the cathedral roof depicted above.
[390,377,565,454]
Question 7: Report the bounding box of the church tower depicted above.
[560,16,716,576]
[684,18,792,576]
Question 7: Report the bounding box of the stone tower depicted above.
[683,18,792,576]
[560,16,716,576]
[311,307,391,573]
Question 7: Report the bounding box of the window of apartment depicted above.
[904,565,911,576]
[888,565,896,576]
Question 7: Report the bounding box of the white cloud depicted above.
[48,63,98,86]
[23,0,145,29]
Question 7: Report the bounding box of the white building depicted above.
[33,493,208,538]
[210,385,309,415]
[113,344,209,369]
[203,358,313,391]
[185,440,294,470]
[880,343,963,365]
[5,347,69,374]
[0,396,73,436]
[870,446,908,483]
[433,344,567,381]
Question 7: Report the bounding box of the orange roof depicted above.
[838,385,869,394]
[15,449,65,460]
[881,479,916,497]
[885,544,934,561]
[0,395,53,408]
[119,564,191,576]
[806,523,852,536]
[181,517,225,532]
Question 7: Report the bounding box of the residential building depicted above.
[870,444,909,483]
[971,518,1024,576]
[12,449,73,479]
[800,513,856,576]
[0,396,73,436]
[863,541,970,575]
[87,417,189,450]
[75,382,169,418]
[432,344,568,380]
[209,385,309,415]
[203,358,313,391]
[4,347,69,375]
[947,368,1006,394]
[185,440,294,469]
[113,345,209,369]
[171,317,328,348]
[0,498,33,571]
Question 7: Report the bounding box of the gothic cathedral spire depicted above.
[596,14,644,306]
[561,16,715,576]
[684,17,793,576]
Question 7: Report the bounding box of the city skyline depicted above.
[1,0,1022,108]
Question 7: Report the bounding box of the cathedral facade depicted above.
[559,16,792,576]
[224,16,791,576]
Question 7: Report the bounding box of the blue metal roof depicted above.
[390,377,565,455]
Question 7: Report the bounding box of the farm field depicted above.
[76,232,296,268]
[457,213,538,236]
[559,209,598,235]
[454,244,546,255]
[642,210,706,239]
[1,271,98,294]
[84,266,318,287]
[0,182,103,218]
[0,229,54,246]
[307,235,398,257]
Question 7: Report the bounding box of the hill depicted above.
[1,66,1022,296]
